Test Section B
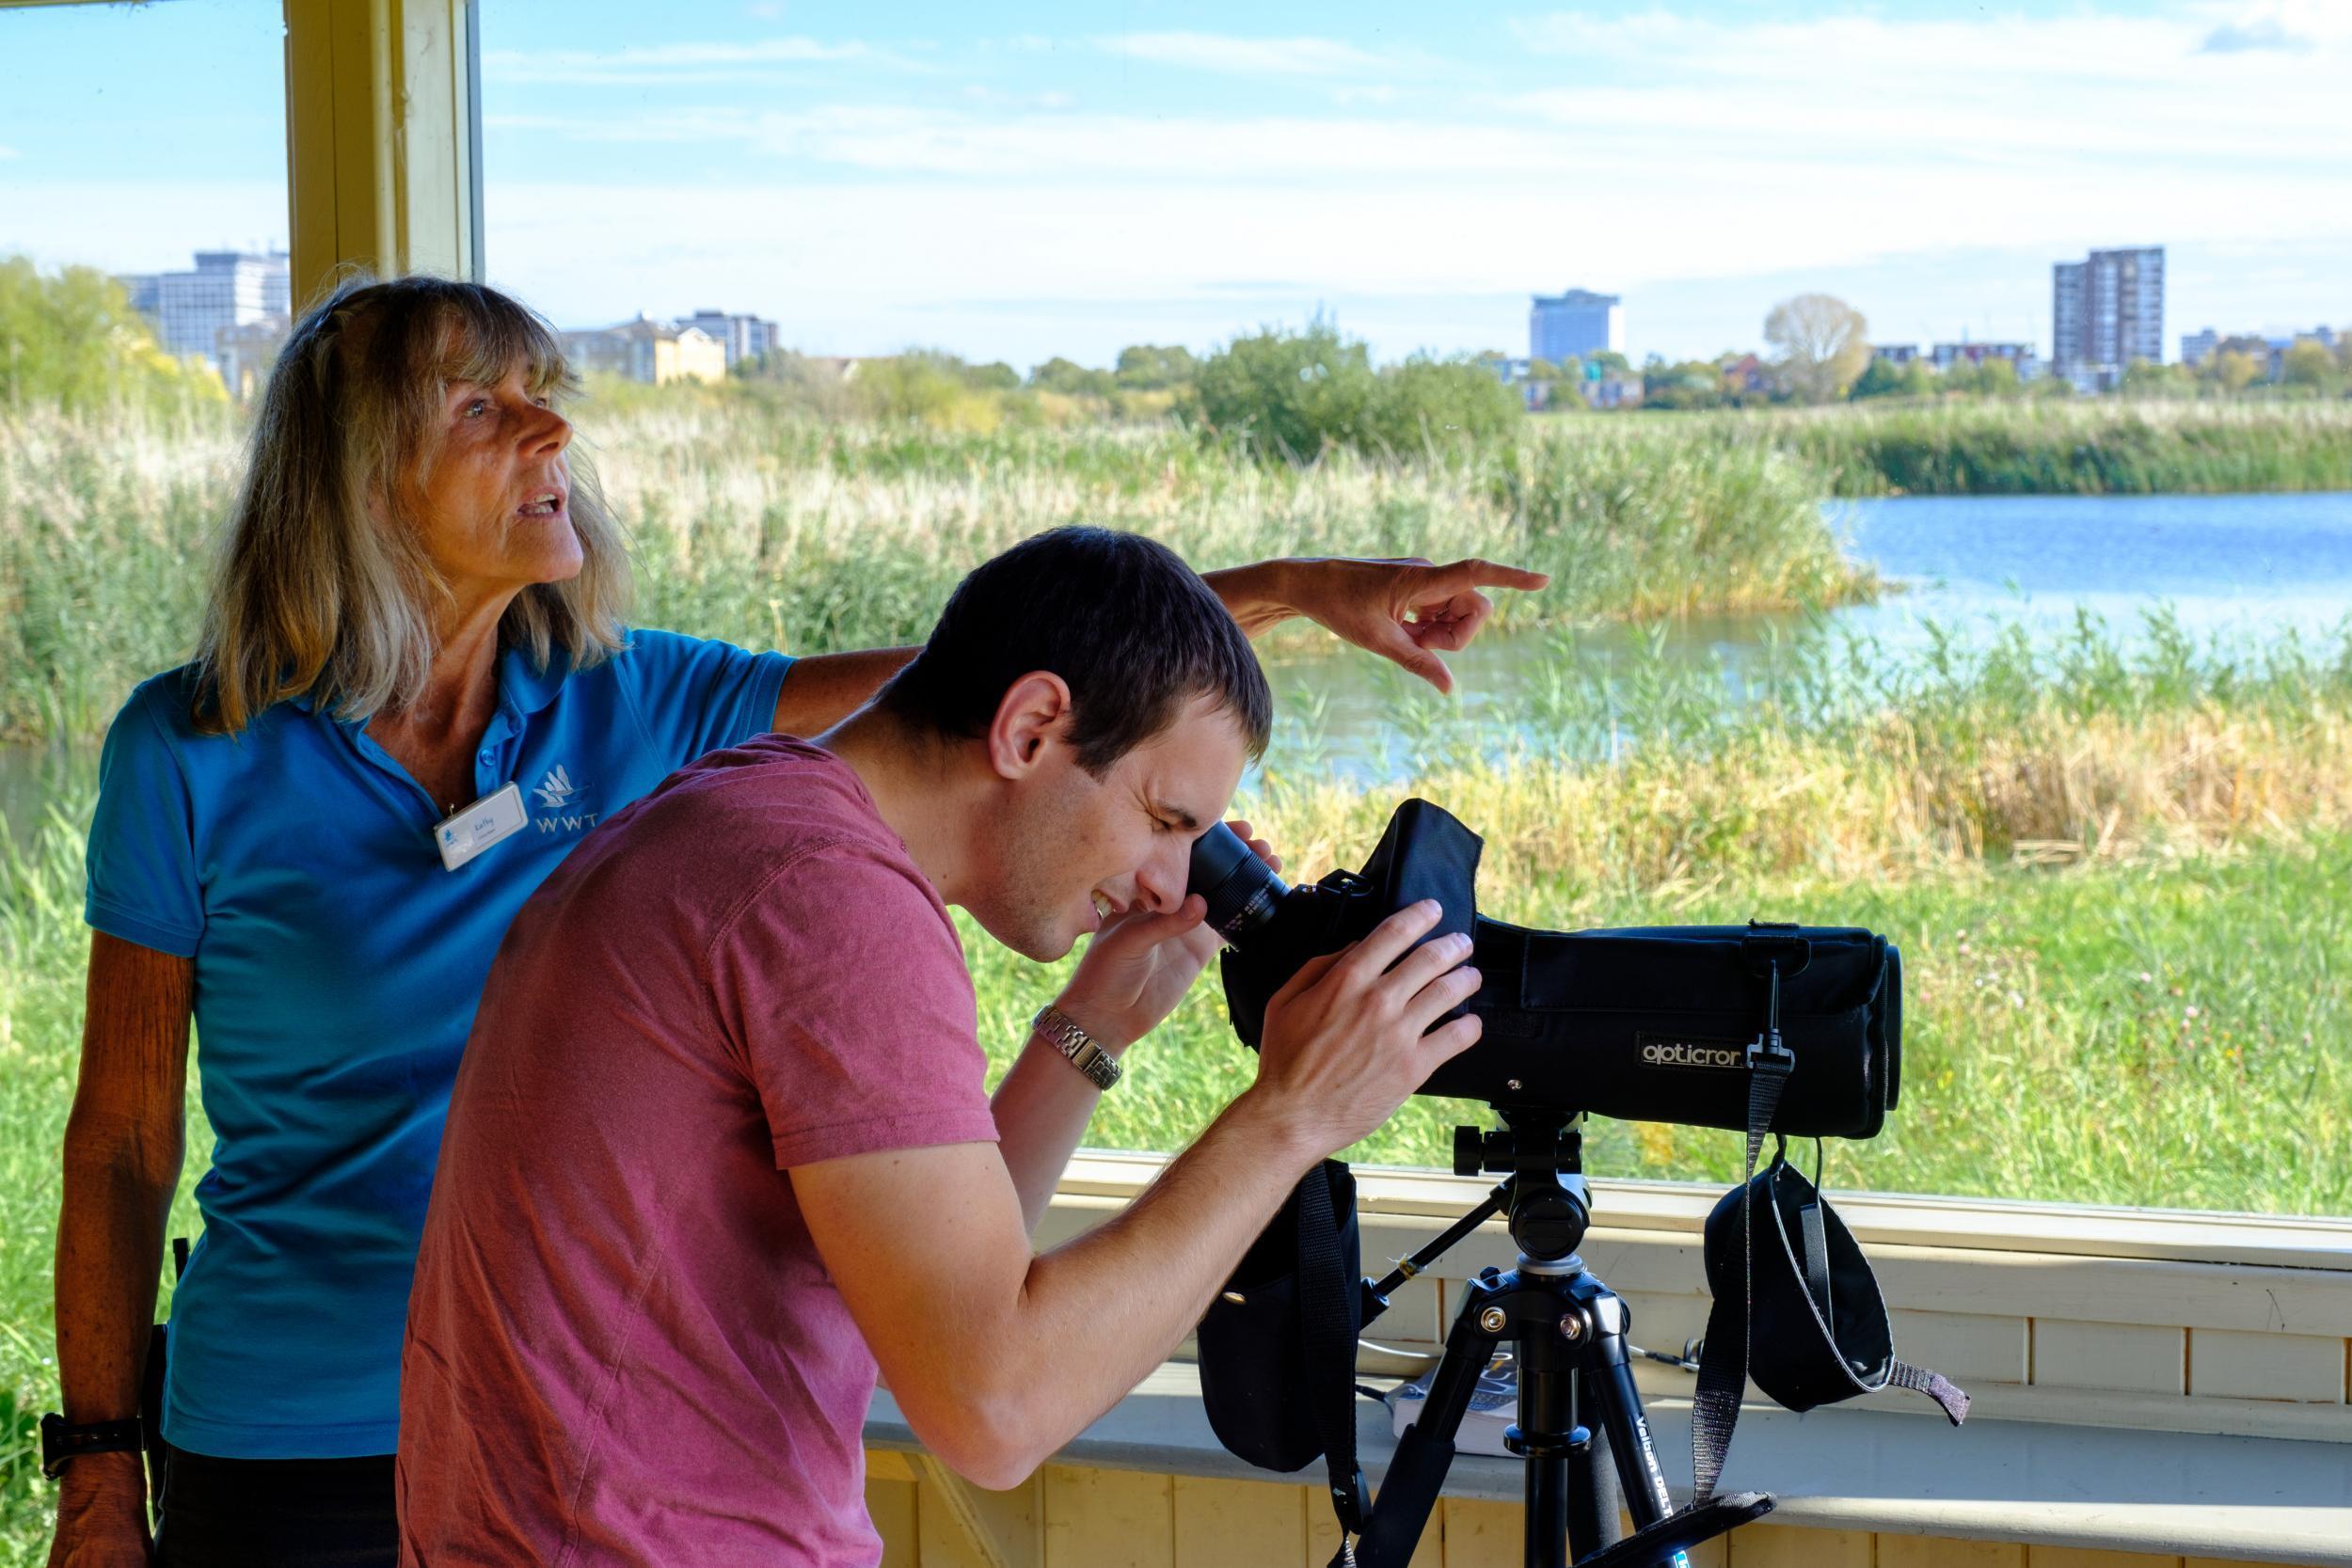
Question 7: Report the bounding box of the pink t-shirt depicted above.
[397,736,999,1567]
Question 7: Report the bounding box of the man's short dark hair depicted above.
[878,527,1273,774]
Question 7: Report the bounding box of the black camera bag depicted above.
[1196,1159,1371,1530]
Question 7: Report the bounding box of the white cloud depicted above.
[1095,32,1403,78]
[2191,0,2352,52]
[1497,8,2352,175]
[483,36,895,86]
[488,104,1615,179]
[0,145,18,161]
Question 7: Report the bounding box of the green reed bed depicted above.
[1677,400,2352,497]
[12,394,2350,746]
[0,400,1870,744]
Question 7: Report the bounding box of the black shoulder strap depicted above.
[1295,1160,1368,1544]
[1887,1360,1971,1425]
[1690,1032,1792,1502]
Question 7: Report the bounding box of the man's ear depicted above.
[985,672,1074,780]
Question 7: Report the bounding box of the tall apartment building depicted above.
[1530,289,1623,364]
[119,249,292,374]
[2051,246,2164,390]
[680,309,781,369]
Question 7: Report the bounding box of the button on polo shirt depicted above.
[84,629,792,1459]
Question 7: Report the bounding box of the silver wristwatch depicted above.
[1033,1005,1122,1091]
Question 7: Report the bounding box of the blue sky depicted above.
[3,0,2346,366]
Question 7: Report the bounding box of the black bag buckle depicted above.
[1744,959,1795,1076]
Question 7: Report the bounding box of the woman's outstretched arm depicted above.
[765,554,1550,736]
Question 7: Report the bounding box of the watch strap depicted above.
[1033,1005,1121,1091]
[40,1413,142,1479]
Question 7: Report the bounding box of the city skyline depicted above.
[4,0,2347,367]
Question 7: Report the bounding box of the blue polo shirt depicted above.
[84,629,793,1459]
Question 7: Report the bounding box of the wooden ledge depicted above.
[868,1361,2352,1567]
[1057,1152,2352,1272]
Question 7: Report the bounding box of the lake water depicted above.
[1255,490,2352,777]
[6,490,2352,840]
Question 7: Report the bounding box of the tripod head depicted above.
[1453,1108,1592,1266]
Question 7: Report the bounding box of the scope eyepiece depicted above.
[1188,821,1290,942]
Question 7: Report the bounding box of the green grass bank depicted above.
[1679,400,2352,497]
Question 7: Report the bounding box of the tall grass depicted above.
[4,395,1849,743]
[10,396,2352,745]
[1657,400,2352,496]
[0,802,207,1562]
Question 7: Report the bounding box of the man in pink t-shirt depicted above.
[398,528,1486,1565]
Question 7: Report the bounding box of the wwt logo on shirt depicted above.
[532,765,599,833]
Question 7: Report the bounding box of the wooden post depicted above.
[282,0,482,311]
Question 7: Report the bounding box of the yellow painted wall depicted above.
[864,1454,2277,1568]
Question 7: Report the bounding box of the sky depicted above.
[2,0,2347,368]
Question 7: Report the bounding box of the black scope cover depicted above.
[1452,920,1900,1140]
[1209,799,1902,1141]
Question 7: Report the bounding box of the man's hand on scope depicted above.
[1287,557,1550,695]
[1248,899,1483,1156]
[1056,821,1280,1053]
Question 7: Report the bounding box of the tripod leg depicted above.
[1354,1290,1502,1568]
[1565,1416,1620,1560]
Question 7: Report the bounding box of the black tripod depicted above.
[1350,1110,1772,1568]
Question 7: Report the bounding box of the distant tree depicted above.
[1193,322,1377,460]
[965,360,1022,391]
[2280,341,2339,389]
[854,354,975,423]
[2118,358,2195,399]
[1642,359,1726,410]
[1849,357,1915,400]
[1588,350,1631,376]
[1764,293,1870,403]
[1941,357,2023,399]
[1363,354,1523,450]
[0,255,224,414]
[1525,357,1562,383]
[1194,322,1516,461]
[1030,356,1117,397]
[2199,349,2264,393]
[1113,343,1199,389]
[2028,370,2074,400]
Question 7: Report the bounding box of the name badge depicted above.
[436,782,528,871]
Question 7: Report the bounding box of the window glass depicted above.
[0,0,288,1537]
[475,2,2352,1220]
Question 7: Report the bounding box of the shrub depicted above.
[1195,322,1519,462]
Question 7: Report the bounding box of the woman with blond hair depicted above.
[46,274,1542,1566]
